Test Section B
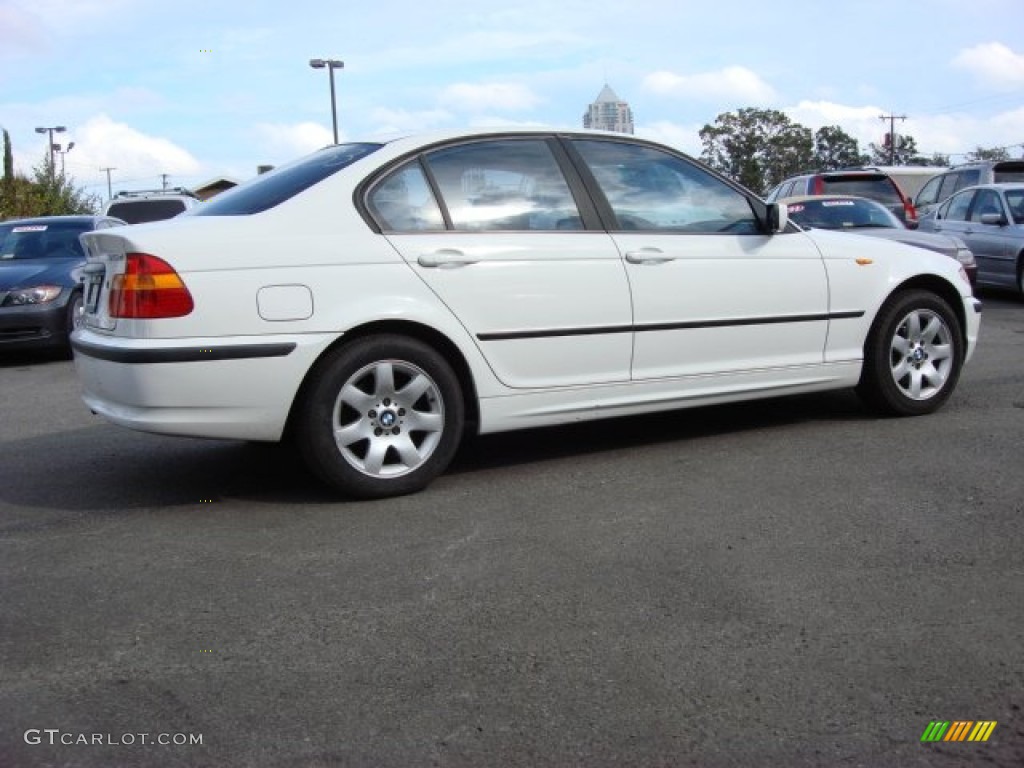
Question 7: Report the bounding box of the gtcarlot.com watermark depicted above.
[25,729,203,747]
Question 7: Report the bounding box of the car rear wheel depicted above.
[294,335,464,498]
[856,290,963,416]
[66,291,84,342]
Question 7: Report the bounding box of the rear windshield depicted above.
[993,162,1024,183]
[821,177,902,204]
[105,200,187,224]
[194,142,383,216]
[0,221,90,260]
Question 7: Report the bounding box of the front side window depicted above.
[422,139,582,232]
[572,139,758,233]
[1005,189,1024,224]
[969,189,1004,222]
[940,190,974,222]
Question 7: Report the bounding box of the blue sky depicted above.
[2,0,1023,200]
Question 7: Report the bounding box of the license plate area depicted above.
[83,271,104,313]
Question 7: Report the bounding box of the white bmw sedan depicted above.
[72,129,981,498]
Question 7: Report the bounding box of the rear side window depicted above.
[106,200,187,224]
[196,142,382,216]
[422,139,583,232]
[941,191,974,222]
[952,169,980,193]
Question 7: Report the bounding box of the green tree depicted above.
[920,152,950,166]
[813,125,868,170]
[0,132,99,218]
[699,108,813,192]
[3,128,12,182]
[966,145,1010,162]
[868,134,923,165]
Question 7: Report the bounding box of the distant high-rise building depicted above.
[582,84,634,134]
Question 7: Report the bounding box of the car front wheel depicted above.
[294,335,464,498]
[857,290,964,416]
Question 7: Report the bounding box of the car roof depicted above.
[953,182,1024,193]
[0,214,112,226]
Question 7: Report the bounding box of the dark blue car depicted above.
[0,215,125,351]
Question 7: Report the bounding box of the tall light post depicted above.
[56,142,75,176]
[309,58,344,144]
[35,125,66,180]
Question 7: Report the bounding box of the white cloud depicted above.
[642,67,777,104]
[66,114,202,188]
[636,121,704,156]
[786,100,1024,161]
[254,122,335,161]
[367,107,454,135]
[438,83,541,113]
[952,42,1024,90]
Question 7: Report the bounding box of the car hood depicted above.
[838,227,963,259]
[0,258,83,290]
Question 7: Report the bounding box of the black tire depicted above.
[66,291,84,343]
[856,290,964,416]
[294,335,464,499]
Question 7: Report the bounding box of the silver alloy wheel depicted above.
[888,308,954,401]
[69,293,85,332]
[331,359,445,478]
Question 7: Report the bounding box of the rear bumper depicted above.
[71,330,337,441]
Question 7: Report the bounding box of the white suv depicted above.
[103,188,201,224]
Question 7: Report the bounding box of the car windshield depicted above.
[194,142,383,216]
[0,221,90,260]
[105,199,188,224]
[786,198,902,230]
[821,176,902,204]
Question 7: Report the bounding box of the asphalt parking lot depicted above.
[1,292,1022,768]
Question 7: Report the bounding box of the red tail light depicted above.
[109,253,194,319]
[904,197,918,225]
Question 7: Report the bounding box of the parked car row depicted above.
[918,182,1024,295]
[67,128,979,498]
[771,160,1024,298]
[780,195,977,287]
[766,169,917,226]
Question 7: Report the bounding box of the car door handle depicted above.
[417,250,479,268]
[625,248,673,264]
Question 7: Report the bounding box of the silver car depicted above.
[781,195,977,288]
[918,183,1024,295]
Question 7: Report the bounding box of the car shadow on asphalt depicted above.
[0,347,73,367]
[0,389,870,520]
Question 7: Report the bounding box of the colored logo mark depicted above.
[921,721,997,742]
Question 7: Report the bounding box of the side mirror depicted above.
[767,202,789,233]
[979,212,1006,226]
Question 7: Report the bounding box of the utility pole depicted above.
[160,174,169,190]
[879,113,907,165]
[101,167,116,200]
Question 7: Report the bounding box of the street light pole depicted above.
[34,125,67,181]
[56,142,75,176]
[309,58,344,144]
